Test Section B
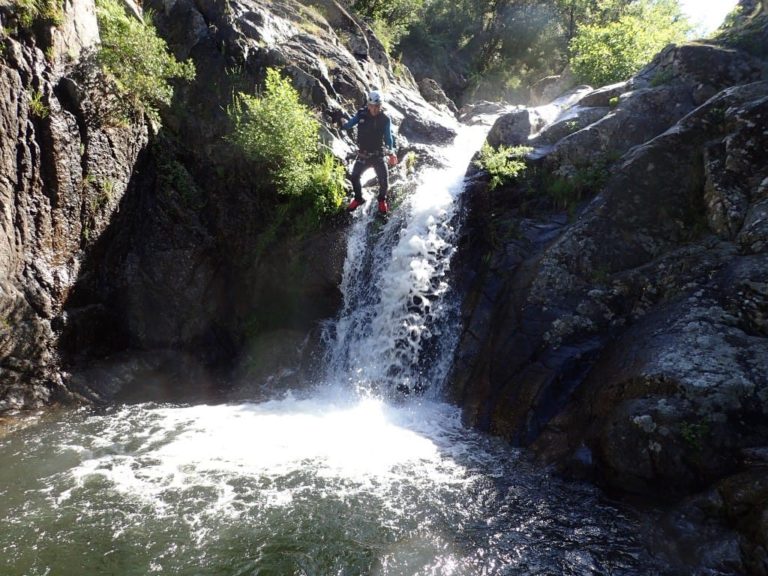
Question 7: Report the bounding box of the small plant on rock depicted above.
[680,421,710,452]
[650,68,675,87]
[475,143,532,191]
[28,88,50,119]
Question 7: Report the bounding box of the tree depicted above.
[569,0,690,86]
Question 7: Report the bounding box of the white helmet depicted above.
[367,90,383,105]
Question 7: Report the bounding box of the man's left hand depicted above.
[387,153,398,167]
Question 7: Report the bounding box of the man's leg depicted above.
[372,156,389,202]
[350,159,367,201]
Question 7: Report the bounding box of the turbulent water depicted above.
[1,121,657,575]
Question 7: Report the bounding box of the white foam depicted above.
[58,396,498,521]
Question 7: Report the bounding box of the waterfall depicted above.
[0,113,649,576]
[324,123,492,397]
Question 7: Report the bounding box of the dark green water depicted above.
[0,395,652,575]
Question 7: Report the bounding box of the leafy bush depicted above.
[475,143,532,191]
[229,68,345,226]
[95,0,195,123]
[303,152,346,220]
[569,0,689,86]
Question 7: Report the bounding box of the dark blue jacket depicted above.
[342,107,395,153]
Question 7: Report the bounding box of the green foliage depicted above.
[158,157,206,210]
[352,0,423,52]
[475,143,532,191]
[397,0,645,103]
[228,68,345,228]
[301,152,346,221]
[99,178,115,207]
[95,0,195,123]
[7,0,63,31]
[230,69,320,195]
[569,0,690,86]
[27,88,50,118]
[404,151,417,174]
[650,68,674,87]
[716,4,768,58]
[680,421,709,452]
[544,157,613,211]
[556,0,629,38]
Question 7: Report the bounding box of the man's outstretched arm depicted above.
[340,110,362,131]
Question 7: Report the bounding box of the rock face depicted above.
[1,0,457,409]
[0,3,149,411]
[450,10,768,573]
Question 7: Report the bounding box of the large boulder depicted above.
[486,107,539,148]
[451,20,768,560]
[418,77,458,114]
[452,36,768,497]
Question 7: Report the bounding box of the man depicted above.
[339,90,398,215]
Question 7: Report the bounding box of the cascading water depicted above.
[325,123,490,396]
[0,121,656,575]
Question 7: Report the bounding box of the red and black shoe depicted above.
[378,200,389,215]
[347,198,364,212]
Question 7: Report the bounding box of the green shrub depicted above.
[95,0,195,123]
[229,68,345,226]
[303,152,346,220]
[474,143,532,191]
[545,176,579,211]
[680,421,709,452]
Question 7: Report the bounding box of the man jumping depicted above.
[339,90,398,215]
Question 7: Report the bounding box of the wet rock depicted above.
[633,42,763,101]
[451,22,768,501]
[486,107,538,148]
[535,106,610,145]
[575,80,630,108]
[651,471,768,575]
[0,6,149,411]
[546,83,697,169]
[418,77,458,115]
[529,70,577,106]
